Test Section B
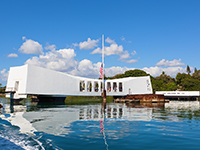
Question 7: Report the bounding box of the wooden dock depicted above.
[114,94,168,103]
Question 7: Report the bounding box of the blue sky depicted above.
[0,0,200,85]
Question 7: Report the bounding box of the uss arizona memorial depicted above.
[6,64,153,99]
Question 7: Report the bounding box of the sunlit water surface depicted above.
[0,97,200,150]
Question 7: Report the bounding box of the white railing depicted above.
[156,91,200,96]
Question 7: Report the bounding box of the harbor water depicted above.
[0,97,200,150]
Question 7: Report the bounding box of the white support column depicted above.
[111,82,113,93]
[117,82,119,93]
[85,81,88,93]
[92,81,94,92]
[99,81,101,93]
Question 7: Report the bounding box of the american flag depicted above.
[100,63,103,79]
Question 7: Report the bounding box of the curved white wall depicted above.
[6,64,153,99]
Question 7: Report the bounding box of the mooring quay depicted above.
[155,91,200,100]
[114,91,200,103]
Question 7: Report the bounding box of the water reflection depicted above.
[78,103,153,121]
[1,97,200,150]
[1,97,200,132]
[165,101,200,110]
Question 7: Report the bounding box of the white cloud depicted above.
[24,45,134,79]
[91,42,138,63]
[105,44,123,56]
[72,43,79,48]
[25,48,78,72]
[25,56,44,67]
[105,66,133,77]
[121,36,131,43]
[126,59,138,63]
[44,43,56,51]
[91,43,123,56]
[7,53,18,58]
[91,37,136,63]
[19,37,43,55]
[24,46,103,78]
[76,59,100,78]
[119,51,130,60]
[105,37,116,44]
[143,66,187,77]
[121,36,125,41]
[0,69,9,82]
[79,38,99,50]
[23,46,190,79]
[90,47,101,54]
[22,36,26,40]
[156,59,185,67]
[131,51,137,56]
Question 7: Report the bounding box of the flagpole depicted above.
[102,34,106,101]
[102,34,104,88]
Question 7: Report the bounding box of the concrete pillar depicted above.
[92,81,94,92]
[117,82,119,93]
[85,81,88,92]
[110,82,113,93]
[99,81,101,93]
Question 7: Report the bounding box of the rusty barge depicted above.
[114,94,169,103]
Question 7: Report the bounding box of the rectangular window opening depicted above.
[119,82,123,92]
[113,82,117,92]
[80,81,85,92]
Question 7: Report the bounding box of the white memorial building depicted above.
[6,64,153,99]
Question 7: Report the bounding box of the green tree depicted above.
[194,67,197,73]
[165,82,177,91]
[186,65,191,75]
[176,73,190,86]
[192,70,200,80]
[181,77,200,91]
[175,72,200,91]
[0,83,6,92]
[109,69,150,79]
[151,73,177,92]
[124,69,149,77]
